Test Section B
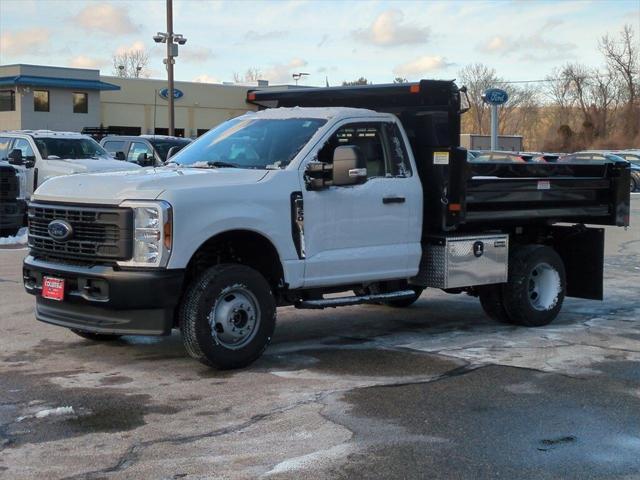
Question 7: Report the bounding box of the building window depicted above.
[34,90,49,112]
[73,92,88,113]
[0,90,15,111]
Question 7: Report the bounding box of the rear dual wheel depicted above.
[479,245,566,327]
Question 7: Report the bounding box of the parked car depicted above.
[558,151,637,191]
[0,130,141,200]
[22,80,630,369]
[0,162,24,237]
[469,151,527,163]
[613,152,640,191]
[521,152,561,163]
[100,135,192,167]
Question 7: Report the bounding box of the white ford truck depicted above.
[22,81,630,369]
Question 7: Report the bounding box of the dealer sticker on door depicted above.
[42,277,65,301]
[433,151,450,165]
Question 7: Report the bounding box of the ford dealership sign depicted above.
[159,88,184,100]
[482,88,508,105]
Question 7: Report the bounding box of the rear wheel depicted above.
[631,173,639,192]
[179,264,276,369]
[71,329,122,341]
[502,245,566,327]
[478,285,510,323]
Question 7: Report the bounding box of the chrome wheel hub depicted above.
[528,262,561,311]
[208,285,260,349]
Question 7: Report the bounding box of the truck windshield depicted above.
[34,138,109,160]
[171,117,327,169]
[149,138,191,161]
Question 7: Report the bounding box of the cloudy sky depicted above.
[0,0,638,86]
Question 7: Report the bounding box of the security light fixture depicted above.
[153,0,188,136]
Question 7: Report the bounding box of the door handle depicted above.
[383,196,405,204]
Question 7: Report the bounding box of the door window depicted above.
[318,123,387,179]
[127,141,154,163]
[12,139,35,159]
[384,122,412,177]
[0,137,11,160]
[103,140,126,154]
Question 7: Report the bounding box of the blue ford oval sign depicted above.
[483,88,508,105]
[159,88,184,100]
[48,220,73,242]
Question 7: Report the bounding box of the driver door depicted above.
[301,120,420,288]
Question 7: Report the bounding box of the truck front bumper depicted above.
[23,255,184,335]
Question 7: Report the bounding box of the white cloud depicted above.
[70,3,139,35]
[476,21,576,58]
[192,74,221,84]
[243,30,287,42]
[69,55,103,69]
[181,46,216,63]
[116,41,146,56]
[393,56,451,77]
[262,58,308,84]
[0,28,51,56]
[353,9,430,47]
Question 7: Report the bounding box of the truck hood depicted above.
[46,157,142,174]
[32,167,270,205]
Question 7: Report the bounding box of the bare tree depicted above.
[112,49,150,78]
[233,67,262,83]
[342,77,369,86]
[458,63,499,134]
[599,24,639,137]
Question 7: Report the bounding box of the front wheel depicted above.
[502,245,566,327]
[631,173,639,192]
[179,264,276,369]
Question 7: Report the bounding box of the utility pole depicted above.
[153,0,187,137]
[166,0,174,136]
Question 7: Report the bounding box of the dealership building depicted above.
[0,64,262,137]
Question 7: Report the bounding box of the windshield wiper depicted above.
[207,161,239,168]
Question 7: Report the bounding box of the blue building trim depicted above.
[0,75,120,91]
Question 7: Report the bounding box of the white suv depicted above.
[0,130,141,199]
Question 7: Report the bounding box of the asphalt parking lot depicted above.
[1,200,639,480]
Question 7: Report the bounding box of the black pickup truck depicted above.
[0,163,25,237]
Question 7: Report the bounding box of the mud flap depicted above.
[551,225,604,300]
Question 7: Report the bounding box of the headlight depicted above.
[117,200,172,268]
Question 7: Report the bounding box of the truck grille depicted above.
[28,203,133,263]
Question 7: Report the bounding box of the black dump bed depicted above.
[248,80,631,234]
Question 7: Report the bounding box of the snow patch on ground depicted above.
[17,406,75,422]
[263,444,351,477]
[0,227,27,246]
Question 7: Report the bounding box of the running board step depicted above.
[295,290,416,310]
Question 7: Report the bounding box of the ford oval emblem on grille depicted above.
[48,220,73,242]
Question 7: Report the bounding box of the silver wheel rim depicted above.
[528,262,561,311]
[208,284,261,350]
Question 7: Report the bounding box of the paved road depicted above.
[1,203,639,479]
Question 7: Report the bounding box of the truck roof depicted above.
[246,106,384,121]
[0,130,88,139]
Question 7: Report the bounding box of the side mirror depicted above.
[166,146,180,160]
[332,145,367,186]
[114,151,126,161]
[8,149,24,166]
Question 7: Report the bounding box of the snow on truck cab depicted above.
[22,80,631,369]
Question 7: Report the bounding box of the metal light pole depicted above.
[153,0,187,137]
[165,0,174,136]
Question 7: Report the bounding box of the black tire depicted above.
[631,173,639,192]
[502,245,566,327]
[179,264,276,369]
[384,287,424,308]
[0,227,19,238]
[478,285,510,323]
[71,329,122,341]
